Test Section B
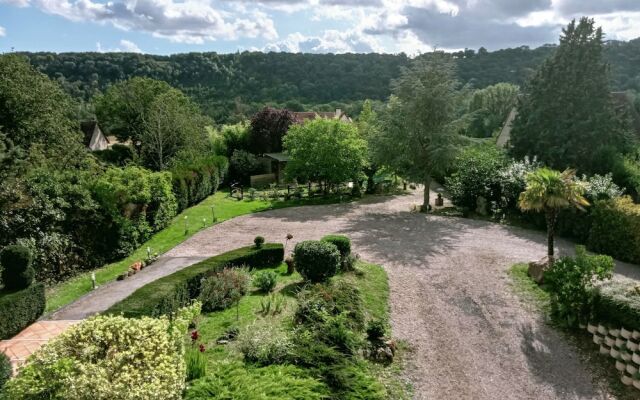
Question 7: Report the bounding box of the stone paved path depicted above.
[8,187,640,398]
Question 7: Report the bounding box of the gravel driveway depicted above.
[52,188,639,399]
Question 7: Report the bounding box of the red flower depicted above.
[191,330,199,341]
[199,344,206,353]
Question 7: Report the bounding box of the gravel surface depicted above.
[51,188,639,398]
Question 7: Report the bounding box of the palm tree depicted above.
[518,168,589,263]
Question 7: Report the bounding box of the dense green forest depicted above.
[18,37,640,123]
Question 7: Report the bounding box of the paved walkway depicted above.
[0,321,79,373]
[5,187,639,398]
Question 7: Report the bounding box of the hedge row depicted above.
[588,196,640,265]
[592,281,640,331]
[106,244,284,318]
[0,283,45,339]
[172,155,229,211]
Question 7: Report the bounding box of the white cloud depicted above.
[0,26,5,37]
[0,0,29,6]
[11,0,279,44]
[96,39,143,53]
[265,29,383,53]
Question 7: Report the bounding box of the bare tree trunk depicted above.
[421,176,432,212]
[545,210,558,265]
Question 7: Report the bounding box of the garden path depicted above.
[40,187,640,398]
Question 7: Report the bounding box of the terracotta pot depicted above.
[587,323,597,334]
[621,327,632,339]
[633,352,640,365]
[597,324,608,335]
[616,360,627,371]
[628,340,639,352]
[627,363,638,375]
[593,335,604,345]
[599,345,611,355]
[605,336,615,346]
[622,374,633,386]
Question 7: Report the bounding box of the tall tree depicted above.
[249,107,294,154]
[370,54,462,210]
[465,82,519,137]
[518,168,589,263]
[141,90,209,171]
[510,18,634,174]
[284,119,367,187]
[356,100,379,193]
[95,77,173,153]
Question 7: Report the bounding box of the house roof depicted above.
[291,109,351,124]
[80,120,99,146]
[263,152,290,162]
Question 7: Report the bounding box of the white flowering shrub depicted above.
[580,173,624,201]
[4,302,201,400]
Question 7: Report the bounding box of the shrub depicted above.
[544,246,614,327]
[106,244,284,317]
[366,319,387,341]
[0,245,34,290]
[237,322,293,366]
[321,235,351,259]
[3,303,200,400]
[294,240,340,283]
[588,196,640,264]
[253,270,277,293]
[184,362,329,400]
[591,281,640,331]
[445,144,508,210]
[0,283,45,339]
[254,235,265,249]
[325,362,387,400]
[295,281,365,332]
[0,351,10,392]
[199,268,250,312]
[320,313,362,355]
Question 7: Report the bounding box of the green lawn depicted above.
[45,190,356,314]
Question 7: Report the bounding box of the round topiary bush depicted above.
[321,235,351,260]
[0,245,34,290]
[0,351,11,392]
[293,241,340,283]
[254,236,265,249]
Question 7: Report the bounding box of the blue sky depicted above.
[1,0,639,55]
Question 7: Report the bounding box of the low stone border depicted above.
[586,322,640,390]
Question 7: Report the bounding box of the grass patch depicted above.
[45,190,359,314]
[507,263,551,313]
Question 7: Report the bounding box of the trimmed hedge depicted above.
[591,281,640,331]
[0,245,34,290]
[0,283,45,339]
[172,155,228,212]
[106,244,283,317]
[588,196,640,265]
[321,235,351,259]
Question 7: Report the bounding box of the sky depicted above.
[0,0,640,55]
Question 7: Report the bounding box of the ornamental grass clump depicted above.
[3,302,201,400]
[253,270,278,293]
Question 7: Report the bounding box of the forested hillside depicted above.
[19,37,640,123]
